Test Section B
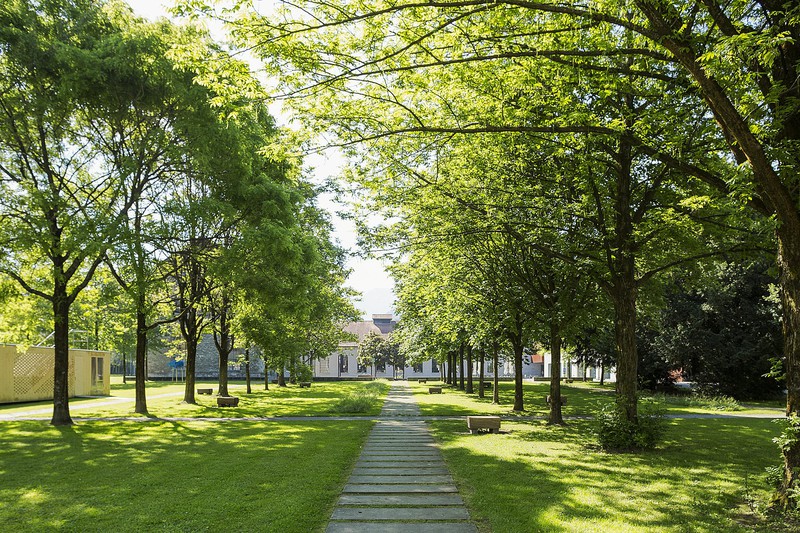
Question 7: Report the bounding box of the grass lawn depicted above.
[0,379,390,419]
[410,380,785,417]
[431,417,785,532]
[0,419,372,532]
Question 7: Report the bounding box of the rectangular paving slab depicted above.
[360,451,440,457]
[343,484,458,493]
[348,475,454,484]
[327,523,478,533]
[351,467,450,476]
[331,507,470,520]
[337,494,465,506]
[355,460,444,468]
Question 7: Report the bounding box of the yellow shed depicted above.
[0,344,111,403]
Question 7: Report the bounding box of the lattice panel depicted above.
[12,351,75,402]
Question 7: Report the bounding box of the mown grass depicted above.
[0,419,372,532]
[431,417,784,532]
[1,379,391,419]
[410,380,785,417]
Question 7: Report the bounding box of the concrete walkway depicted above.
[326,381,477,533]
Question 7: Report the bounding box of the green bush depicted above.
[651,392,741,411]
[296,363,313,383]
[595,399,666,451]
[331,382,388,413]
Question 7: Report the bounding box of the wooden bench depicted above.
[197,388,213,395]
[546,395,568,406]
[565,379,574,384]
[124,375,137,382]
[418,379,427,384]
[481,382,492,389]
[299,382,311,388]
[467,416,501,434]
[217,396,239,407]
[429,386,442,394]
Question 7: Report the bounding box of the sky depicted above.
[129,0,396,319]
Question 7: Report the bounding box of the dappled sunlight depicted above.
[0,420,373,531]
[429,418,780,532]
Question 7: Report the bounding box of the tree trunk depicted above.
[458,343,465,390]
[778,225,800,505]
[122,352,127,384]
[134,308,148,415]
[599,362,606,386]
[264,358,269,390]
[466,345,474,393]
[245,348,252,394]
[278,364,286,387]
[218,349,229,396]
[611,271,639,423]
[183,333,197,404]
[492,342,499,404]
[450,350,457,385]
[548,322,565,425]
[478,348,485,399]
[51,279,73,426]
[512,337,524,412]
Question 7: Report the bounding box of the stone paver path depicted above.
[326,381,477,533]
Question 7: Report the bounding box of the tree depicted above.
[204,0,800,501]
[0,0,180,425]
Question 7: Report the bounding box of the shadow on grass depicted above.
[0,419,373,531]
[429,418,780,532]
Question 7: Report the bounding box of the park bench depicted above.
[418,378,427,384]
[565,379,574,384]
[124,375,137,382]
[545,395,568,406]
[197,388,213,395]
[481,382,492,390]
[466,415,501,434]
[429,386,442,394]
[217,396,239,407]
[299,382,311,388]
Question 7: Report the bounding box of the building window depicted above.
[91,357,103,389]
[339,354,348,373]
[431,359,439,373]
[413,363,423,373]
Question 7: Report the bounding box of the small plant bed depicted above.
[0,420,372,531]
[430,417,783,532]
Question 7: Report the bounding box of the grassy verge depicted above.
[0,420,371,532]
[1,379,391,418]
[431,417,784,532]
[410,380,784,417]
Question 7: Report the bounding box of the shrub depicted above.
[296,363,313,383]
[650,392,741,411]
[596,398,666,451]
[331,382,388,413]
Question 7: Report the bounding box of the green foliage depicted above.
[295,362,313,383]
[595,399,666,451]
[652,262,783,400]
[331,380,389,413]
[650,392,742,411]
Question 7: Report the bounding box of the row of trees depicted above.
[187,0,800,506]
[0,0,357,425]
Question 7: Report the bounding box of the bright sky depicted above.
[128,0,396,318]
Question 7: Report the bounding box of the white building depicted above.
[541,351,617,382]
[314,314,444,379]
